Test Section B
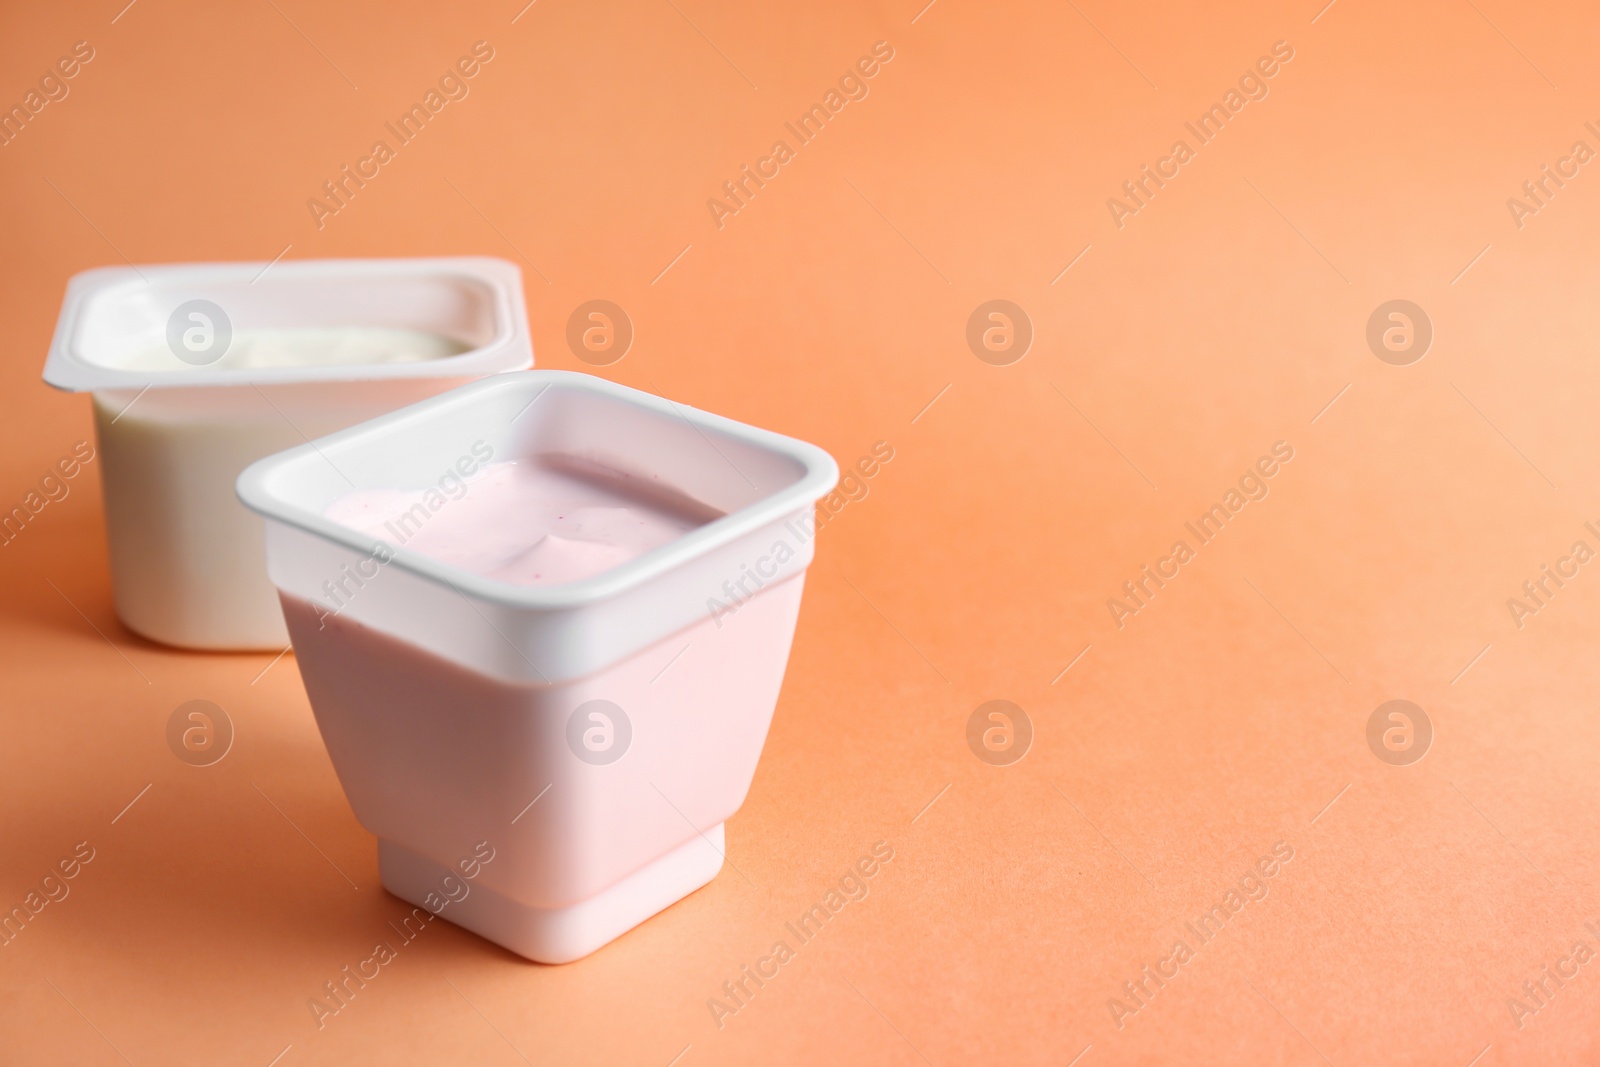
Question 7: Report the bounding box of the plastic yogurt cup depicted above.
[236,371,838,962]
[40,257,532,650]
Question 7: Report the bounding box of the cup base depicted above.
[377,827,726,964]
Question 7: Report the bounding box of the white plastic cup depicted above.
[236,371,838,962]
[41,258,533,650]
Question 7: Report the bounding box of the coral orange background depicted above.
[4,1,1600,1064]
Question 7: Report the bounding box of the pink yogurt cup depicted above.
[237,371,838,962]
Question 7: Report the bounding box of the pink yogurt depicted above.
[323,458,718,586]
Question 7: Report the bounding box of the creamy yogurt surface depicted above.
[324,459,714,587]
[116,327,470,372]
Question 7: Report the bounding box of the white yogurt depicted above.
[112,327,470,373]
[42,258,533,650]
